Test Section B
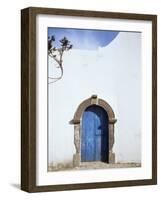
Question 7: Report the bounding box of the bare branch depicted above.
[49,53,61,66]
[48,35,73,84]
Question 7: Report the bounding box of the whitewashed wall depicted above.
[48,32,141,166]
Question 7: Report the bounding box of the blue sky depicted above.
[48,27,119,50]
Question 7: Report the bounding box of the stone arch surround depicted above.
[70,95,117,167]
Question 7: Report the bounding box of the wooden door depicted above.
[81,105,109,162]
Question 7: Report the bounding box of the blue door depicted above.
[81,105,109,162]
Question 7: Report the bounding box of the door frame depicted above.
[70,95,117,167]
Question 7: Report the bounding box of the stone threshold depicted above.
[48,162,141,172]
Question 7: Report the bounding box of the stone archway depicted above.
[70,95,117,167]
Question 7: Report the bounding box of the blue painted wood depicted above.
[81,105,109,162]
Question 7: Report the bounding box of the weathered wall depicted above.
[48,32,141,166]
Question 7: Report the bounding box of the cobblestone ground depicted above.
[48,162,141,171]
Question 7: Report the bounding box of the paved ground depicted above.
[48,162,141,172]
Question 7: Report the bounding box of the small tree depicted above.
[48,35,73,83]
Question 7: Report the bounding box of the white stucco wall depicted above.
[48,32,141,166]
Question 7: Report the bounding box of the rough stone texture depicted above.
[91,95,98,105]
[109,124,114,151]
[48,162,73,171]
[73,153,80,167]
[48,162,141,171]
[73,98,91,121]
[79,162,141,170]
[71,95,117,166]
[74,125,80,153]
[98,98,115,119]
[109,151,115,163]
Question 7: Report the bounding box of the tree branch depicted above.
[48,35,72,84]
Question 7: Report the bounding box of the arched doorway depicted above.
[81,105,109,162]
[70,95,117,167]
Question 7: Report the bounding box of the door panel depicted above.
[81,105,109,162]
